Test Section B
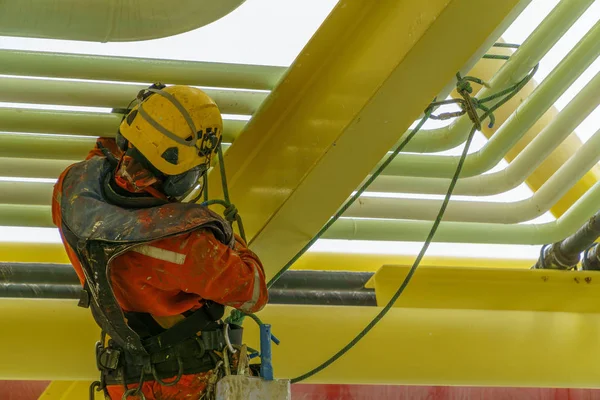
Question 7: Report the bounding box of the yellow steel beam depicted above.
[206,0,525,280]
[5,293,600,387]
[367,265,600,312]
[0,242,534,270]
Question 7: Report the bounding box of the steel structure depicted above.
[0,0,598,396]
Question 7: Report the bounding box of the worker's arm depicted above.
[179,231,268,313]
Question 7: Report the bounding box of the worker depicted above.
[51,84,268,399]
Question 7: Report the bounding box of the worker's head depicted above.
[114,84,223,201]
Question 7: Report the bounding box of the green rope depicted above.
[291,122,479,384]
[199,143,247,243]
[279,63,537,384]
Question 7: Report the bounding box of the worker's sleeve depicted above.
[180,231,268,313]
[85,138,121,160]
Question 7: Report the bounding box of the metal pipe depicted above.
[0,181,55,206]
[400,0,594,153]
[381,16,600,178]
[0,49,285,91]
[534,212,600,270]
[0,283,81,299]
[323,178,600,245]
[0,1,245,43]
[0,77,267,116]
[273,270,373,291]
[268,289,376,307]
[347,117,600,224]
[0,109,244,147]
[0,263,78,284]
[0,283,376,307]
[0,263,375,290]
[0,157,71,179]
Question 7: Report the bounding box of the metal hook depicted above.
[89,381,102,400]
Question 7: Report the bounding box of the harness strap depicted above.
[142,301,225,352]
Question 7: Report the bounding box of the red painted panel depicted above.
[0,381,49,400]
[5,381,600,400]
[291,385,600,400]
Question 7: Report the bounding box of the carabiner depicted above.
[223,323,237,355]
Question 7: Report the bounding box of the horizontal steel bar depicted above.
[0,49,286,90]
[0,109,245,145]
[268,289,376,307]
[0,283,376,307]
[0,77,268,115]
[273,270,373,290]
[0,283,80,300]
[0,262,375,291]
[0,263,376,286]
[0,263,78,284]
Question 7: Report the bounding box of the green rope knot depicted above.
[224,203,239,223]
[456,79,473,95]
[226,309,247,326]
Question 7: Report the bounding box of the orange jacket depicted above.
[52,139,268,318]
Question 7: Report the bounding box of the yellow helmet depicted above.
[119,85,223,176]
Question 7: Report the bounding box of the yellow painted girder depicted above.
[0,242,534,270]
[368,265,600,312]
[206,0,524,280]
[5,291,600,387]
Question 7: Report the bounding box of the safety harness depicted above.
[56,157,244,398]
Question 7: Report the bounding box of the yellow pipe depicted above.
[5,297,600,387]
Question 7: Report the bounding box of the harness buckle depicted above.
[98,347,121,371]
